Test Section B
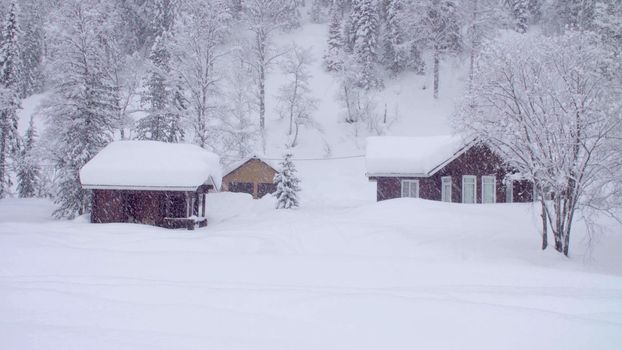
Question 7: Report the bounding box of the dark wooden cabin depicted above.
[222,156,278,199]
[366,136,533,203]
[80,141,222,229]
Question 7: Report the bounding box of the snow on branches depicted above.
[454,31,622,256]
[274,152,301,209]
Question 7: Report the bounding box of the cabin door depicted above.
[123,193,139,223]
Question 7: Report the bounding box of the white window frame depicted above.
[462,175,477,203]
[482,175,496,204]
[401,179,419,198]
[441,176,452,202]
[505,180,513,203]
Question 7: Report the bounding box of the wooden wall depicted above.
[222,159,278,199]
[375,144,533,203]
[91,190,198,226]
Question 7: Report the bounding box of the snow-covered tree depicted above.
[592,0,622,57]
[310,0,323,23]
[454,32,622,256]
[136,31,186,143]
[324,1,344,71]
[506,0,529,33]
[174,0,231,148]
[274,152,300,209]
[0,2,22,198]
[243,0,295,131]
[18,0,45,96]
[148,0,179,42]
[336,54,383,134]
[551,0,595,30]
[43,0,120,218]
[383,0,408,74]
[276,46,318,147]
[16,117,40,198]
[352,0,382,90]
[221,55,258,159]
[462,0,508,89]
[421,0,462,98]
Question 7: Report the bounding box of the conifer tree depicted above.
[353,0,382,90]
[274,152,300,209]
[149,0,178,42]
[507,0,529,33]
[136,31,186,143]
[324,1,344,71]
[383,0,408,74]
[426,0,462,98]
[18,0,45,96]
[17,117,39,198]
[310,0,323,23]
[43,0,120,218]
[0,2,22,198]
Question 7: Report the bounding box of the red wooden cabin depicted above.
[80,141,222,229]
[366,136,533,203]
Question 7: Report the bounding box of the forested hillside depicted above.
[0,0,620,219]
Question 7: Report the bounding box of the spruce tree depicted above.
[149,0,178,42]
[310,0,323,23]
[508,0,529,33]
[408,43,425,75]
[274,152,300,209]
[0,2,22,198]
[136,31,185,143]
[427,0,462,98]
[17,117,39,198]
[383,0,407,74]
[18,0,45,96]
[353,0,382,90]
[324,1,344,71]
[43,0,120,218]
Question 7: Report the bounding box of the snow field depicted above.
[1,186,621,350]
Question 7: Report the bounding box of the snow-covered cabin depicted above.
[222,156,278,199]
[365,136,533,203]
[80,141,222,229]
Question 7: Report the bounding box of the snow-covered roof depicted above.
[223,156,279,176]
[80,141,222,191]
[366,135,474,177]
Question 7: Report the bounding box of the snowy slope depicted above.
[1,195,621,350]
[260,20,466,159]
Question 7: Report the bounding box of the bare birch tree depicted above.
[276,45,318,147]
[454,31,622,256]
[174,0,231,148]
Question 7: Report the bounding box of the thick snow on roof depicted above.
[80,141,222,191]
[223,156,280,176]
[366,135,471,176]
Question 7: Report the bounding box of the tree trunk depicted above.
[344,85,353,123]
[433,44,440,99]
[291,121,300,147]
[0,126,6,198]
[259,64,265,130]
[468,0,478,92]
[553,197,563,252]
[540,196,548,250]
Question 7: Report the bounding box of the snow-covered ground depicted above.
[1,181,621,349]
[5,11,621,350]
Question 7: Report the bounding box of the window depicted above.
[257,183,277,198]
[401,180,419,198]
[462,175,476,203]
[505,180,513,203]
[482,176,496,203]
[229,182,253,195]
[441,176,452,202]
